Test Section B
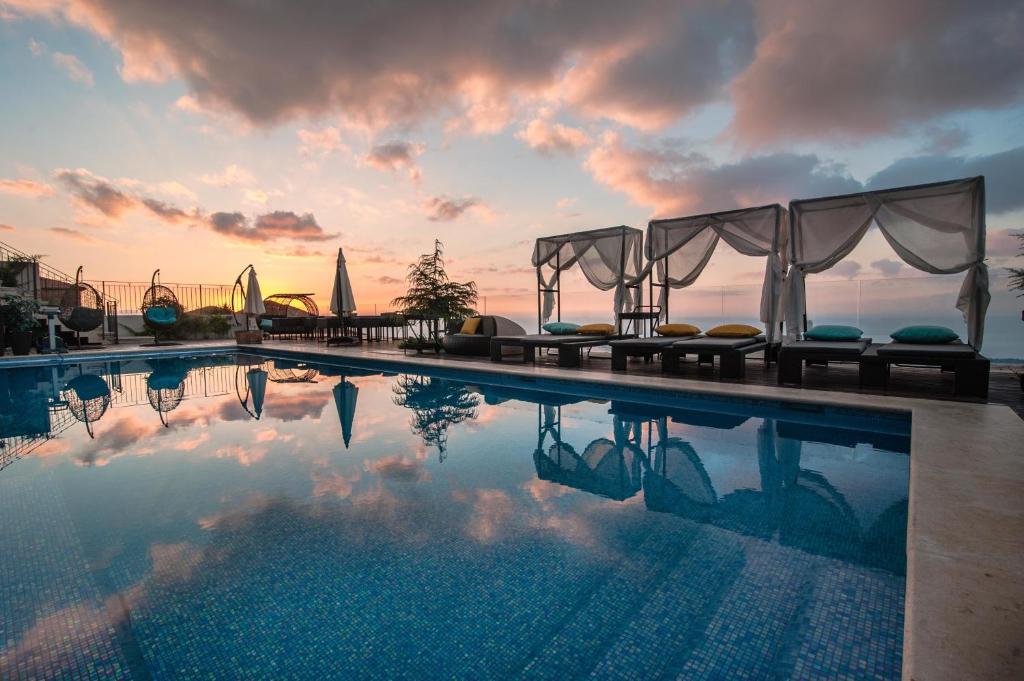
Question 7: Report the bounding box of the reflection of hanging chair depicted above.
[141,269,183,343]
[268,359,319,383]
[59,267,105,340]
[146,360,189,426]
[62,373,111,438]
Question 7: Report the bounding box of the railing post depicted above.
[199,284,203,310]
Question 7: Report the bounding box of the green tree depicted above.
[392,239,477,321]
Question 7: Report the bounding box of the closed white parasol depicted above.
[330,248,357,316]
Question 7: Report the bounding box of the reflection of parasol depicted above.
[235,363,268,420]
[333,378,359,448]
[63,373,111,438]
[146,360,189,427]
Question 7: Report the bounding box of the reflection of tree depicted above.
[392,375,478,460]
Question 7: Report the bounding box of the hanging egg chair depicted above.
[268,358,319,383]
[58,267,105,344]
[146,359,189,426]
[62,373,111,438]
[141,269,183,344]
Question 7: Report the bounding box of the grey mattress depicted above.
[875,341,977,358]
[785,339,871,355]
[494,334,611,345]
[609,336,689,349]
[669,335,765,351]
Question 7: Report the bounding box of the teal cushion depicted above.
[259,319,273,330]
[145,306,177,325]
[891,325,959,344]
[805,325,863,341]
[542,322,580,335]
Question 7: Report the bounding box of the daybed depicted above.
[660,336,770,380]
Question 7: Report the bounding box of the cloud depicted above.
[262,391,330,422]
[585,131,859,216]
[297,127,347,157]
[27,39,94,86]
[517,119,590,155]
[140,198,194,223]
[0,178,54,198]
[866,145,1024,214]
[870,258,904,277]
[917,124,970,155]
[422,195,482,222]
[6,0,756,133]
[830,261,863,279]
[376,275,403,285]
[55,168,137,217]
[731,0,1024,146]
[208,210,333,243]
[48,226,95,242]
[0,224,14,231]
[363,141,424,179]
[367,454,430,482]
[199,164,255,187]
[988,229,1021,259]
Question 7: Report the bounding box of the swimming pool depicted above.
[0,353,910,679]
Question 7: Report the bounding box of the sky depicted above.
[0,0,1022,328]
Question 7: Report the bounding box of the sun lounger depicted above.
[862,341,989,398]
[490,334,633,368]
[609,336,687,371]
[661,336,769,380]
[777,338,873,386]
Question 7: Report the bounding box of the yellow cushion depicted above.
[655,323,700,337]
[576,323,615,335]
[460,317,482,334]
[706,323,762,338]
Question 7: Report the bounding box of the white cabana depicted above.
[783,176,988,348]
[533,225,644,332]
[644,204,788,342]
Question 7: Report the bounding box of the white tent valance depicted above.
[783,176,988,348]
[643,204,788,342]
[533,225,644,328]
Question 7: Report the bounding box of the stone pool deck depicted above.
[2,338,1022,681]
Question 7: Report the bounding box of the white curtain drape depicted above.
[533,226,644,325]
[783,176,988,348]
[643,204,787,342]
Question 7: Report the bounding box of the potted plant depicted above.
[0,294,41,355]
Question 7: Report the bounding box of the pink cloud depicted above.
[517,119,590,156]
[0,178,55,198]
[362,141,424,180]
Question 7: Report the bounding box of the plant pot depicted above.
[9,330,32,355]
[235,330,263,345]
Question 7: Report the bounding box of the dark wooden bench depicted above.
[777,339,873,386]
[490,334,633,368]
[661,337,771,380]
[861,342,990,399]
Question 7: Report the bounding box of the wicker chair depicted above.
[141,269,183,344]
[62,373,111,438]
[146,359,189,426]
[58,267,104,344]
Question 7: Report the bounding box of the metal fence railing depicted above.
[85,280,235,317]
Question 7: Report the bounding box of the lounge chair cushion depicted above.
[876,341,977,358]
[576,323,615,335]
[655,323,700,337]
[706,323,761,338]
[259,319,273,330]
[460,317,482,334]
[542,321,580,335]
[785,339,871,355]
[805,324,862,341]
[890,325,959,344]
[671,336,764,350]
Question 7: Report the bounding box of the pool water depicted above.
[0,353,910,680]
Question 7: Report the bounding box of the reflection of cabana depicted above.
[533,226,644,333]
[784,176,988,348]
[268,359,319,384]
[644,204,787,341]
[533,408,643,501]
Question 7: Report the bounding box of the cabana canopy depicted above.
[533,225,643,330]
[645,204,787,342]
[783,176,988,348]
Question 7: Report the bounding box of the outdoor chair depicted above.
[777,338,874,386]
[660,335,771,380]
[443,315,525,356]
